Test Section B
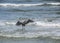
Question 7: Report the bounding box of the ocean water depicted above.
[0,0,60,43]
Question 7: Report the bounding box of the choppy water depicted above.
[0,0,60,43]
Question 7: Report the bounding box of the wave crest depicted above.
[0,31,60,39]
[0,2,60,7]
[0,21,60,27]
[0,20,60,39]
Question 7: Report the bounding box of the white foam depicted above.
[5,22,16,25]
[0,32,50,38]
[0,21,16,26]
[0,21,60,27]
[0,2,60,7]
[48,3,60,5]
[49,30,60,39]
[35,21,60,27]
[0,3,41,7]
[0,21,60,39]
[0,30,60,39]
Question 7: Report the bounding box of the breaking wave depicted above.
[0,20,60,27]
[0,21,16,26]
[0,30,60,39]
[0,2,60,7]
[0,20,60,39]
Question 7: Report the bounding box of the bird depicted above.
[16,19,34,26]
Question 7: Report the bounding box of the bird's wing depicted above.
[16,21,22,26]
[23,20,28,24]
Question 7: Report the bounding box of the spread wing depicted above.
[23,19,34,24]
[16,21,22,26]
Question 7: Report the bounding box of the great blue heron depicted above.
[16,19,34,26]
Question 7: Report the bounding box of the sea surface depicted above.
[0,0,60,43]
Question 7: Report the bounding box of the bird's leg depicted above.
[21,26,26,34]
[21,24,25,30]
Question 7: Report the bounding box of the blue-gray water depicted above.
[0,0,60,43]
